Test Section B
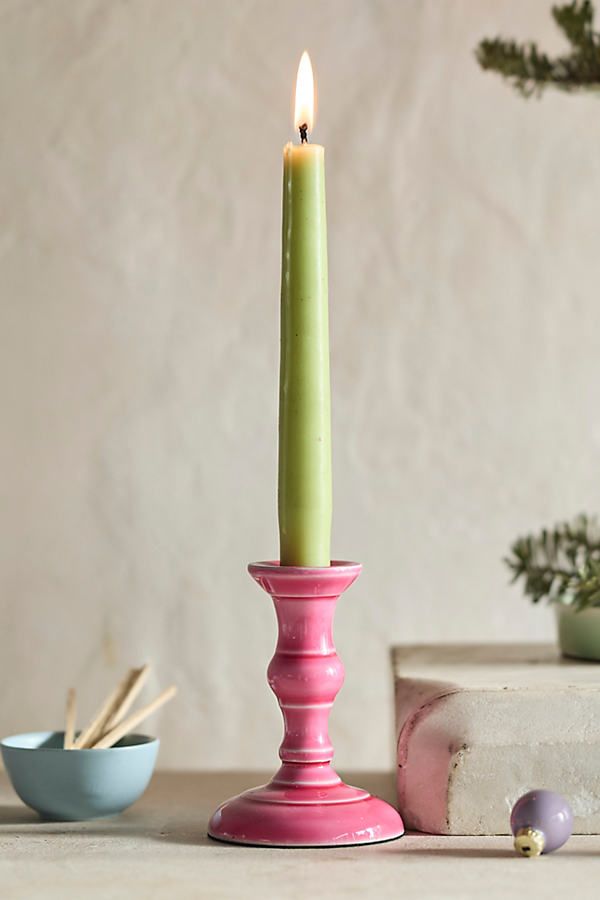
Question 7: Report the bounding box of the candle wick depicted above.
[299,123,309,144]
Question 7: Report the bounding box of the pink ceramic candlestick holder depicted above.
[208,560,404,847]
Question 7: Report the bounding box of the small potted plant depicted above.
[506,515,600,660]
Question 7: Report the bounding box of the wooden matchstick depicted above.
[74,669,135,750]
[64,688,76,749]
[103,664,150,732]
[91,685,177,749]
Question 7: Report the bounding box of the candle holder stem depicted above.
[208,560,404,847]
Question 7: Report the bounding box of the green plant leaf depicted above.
[476,2,600,96]
[505,514,600,609]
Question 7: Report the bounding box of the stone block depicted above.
[393,644,600,834]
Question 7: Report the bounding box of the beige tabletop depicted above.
[0,770,598,899]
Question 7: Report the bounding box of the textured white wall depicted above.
[2,0,600,769]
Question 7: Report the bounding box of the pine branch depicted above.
[476,1,600,97]
[505,514,600,609]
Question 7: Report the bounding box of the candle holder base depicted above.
[208,771,403,848]
[208,561,404,848]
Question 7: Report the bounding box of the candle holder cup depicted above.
[208,560,404,847]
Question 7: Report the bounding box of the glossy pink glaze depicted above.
[208,561,404,847]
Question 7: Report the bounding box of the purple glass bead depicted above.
[510,790,573,856]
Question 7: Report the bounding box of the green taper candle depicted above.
[278,52,332,567]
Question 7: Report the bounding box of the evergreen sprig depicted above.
[506,515,600,609]
[476,1,600,97]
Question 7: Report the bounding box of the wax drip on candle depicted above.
[299,123,309,144]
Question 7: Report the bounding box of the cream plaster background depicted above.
[1,0,600,769]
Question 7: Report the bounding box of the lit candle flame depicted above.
[294,51,315,138]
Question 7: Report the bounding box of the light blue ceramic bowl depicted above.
[1,731,159,821]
